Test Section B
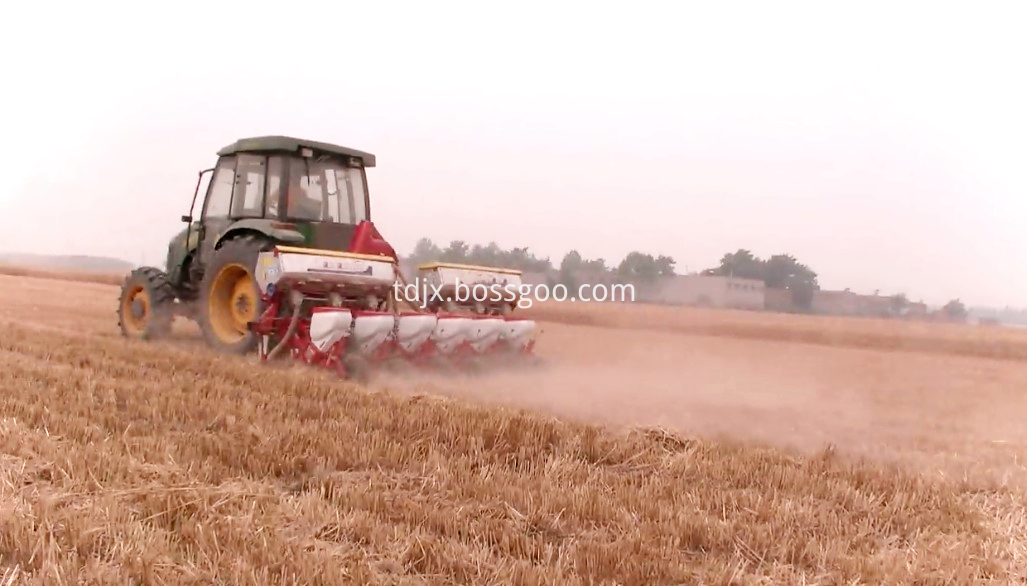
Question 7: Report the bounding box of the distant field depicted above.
[2,270,1027,583]
[523,298,1027,360]
[0,264,126,286]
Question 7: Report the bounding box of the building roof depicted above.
[216,135,376,167]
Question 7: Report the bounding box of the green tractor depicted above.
[116,135,399,354]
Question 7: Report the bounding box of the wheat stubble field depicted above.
[3,270,1027,584]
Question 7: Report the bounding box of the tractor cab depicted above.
[196,136,382,253]
[267,149,371,249]
[168,136,396,296]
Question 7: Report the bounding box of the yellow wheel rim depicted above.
[121,284,151,335]
[208,262,258,344]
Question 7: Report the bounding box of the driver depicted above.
[285,182,322,220]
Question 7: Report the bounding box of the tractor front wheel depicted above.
[117,267,176,339]
[198,235,273,355]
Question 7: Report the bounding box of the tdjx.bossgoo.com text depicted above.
[394,279,635,309]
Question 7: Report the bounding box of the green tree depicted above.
[942,299,968,321]
[560,250,583,273]
[704,249,820,311]
[405,237,672,282]
[582,257,608,273]
[616,251,662,283]
[440,240,469,263]
[559,250,583,289]
[765,254,818,311]
[654,254,677,277]
[505,246,552,272]
[408,237,442,265]
[468,242,503,266]
[704,249,764,280]
[889,293,908,316]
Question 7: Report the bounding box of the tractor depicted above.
[116,136,538,377]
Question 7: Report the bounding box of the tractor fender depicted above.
[216,219,306,248]
[165,224,201,286]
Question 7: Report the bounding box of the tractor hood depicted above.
[288,219,397,260]
[291,220,354,252]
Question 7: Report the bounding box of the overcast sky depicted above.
[2,2,1024,307]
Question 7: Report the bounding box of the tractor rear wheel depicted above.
[117,267,176,339]
[198,235,274,354]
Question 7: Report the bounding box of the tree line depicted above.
[403,238,676,288]
[700,248,819,310]
[701,248,968,318]
[404,239,969,319]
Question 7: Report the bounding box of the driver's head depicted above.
[287,185,320,220]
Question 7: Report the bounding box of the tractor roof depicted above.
[217,135,376,167]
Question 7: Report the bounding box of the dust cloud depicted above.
[369,320,1027,484]
[371,322,878,454]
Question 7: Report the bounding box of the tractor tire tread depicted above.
[117,266,177,339]
[197,234,276,355]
